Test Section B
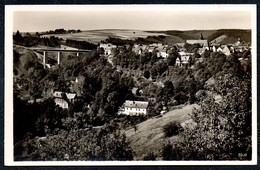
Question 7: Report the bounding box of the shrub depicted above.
[161,143,174,160]
[163,121,183,137]
[143,152,157,160]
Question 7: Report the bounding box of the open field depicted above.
[125,104,199,160]
[41,29,168,43]
[41,29,251,45]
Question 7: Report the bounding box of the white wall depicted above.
[123,107,147,115]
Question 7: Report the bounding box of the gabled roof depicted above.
[131,87,138,95]
[66,93,76,100]
[178,51,193,56]
[99,43,117,49]
[197,48,206,54]
[124,100,149,109]
[186,40,209,47]
[53,91,76,100]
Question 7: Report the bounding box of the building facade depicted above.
[53,91,76,109]
[121,100,149,116]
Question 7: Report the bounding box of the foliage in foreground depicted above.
[14,124,134,161]
[161,72,252,160]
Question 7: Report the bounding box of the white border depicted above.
[5,4,257,166]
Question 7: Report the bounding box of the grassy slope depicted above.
[125,104,199,160]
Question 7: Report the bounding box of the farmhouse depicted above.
[120,100,149,116]
[53,91,77,109]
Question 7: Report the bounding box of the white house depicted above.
[212,46,217,52]
[157,49,169,58]
[132,44,149,55]
[217,45,231,56]
[222,45,231,56]
[53,91,77,109]
[176,51,193,66]
[99,43,117,56]
[120,100,149,116]
[148,46,156,53]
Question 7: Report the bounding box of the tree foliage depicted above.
[15,126,134,161]
[171,72,251,160]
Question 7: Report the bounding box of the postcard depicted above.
[4,4,257,166]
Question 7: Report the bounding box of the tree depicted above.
[162,143,174,160]
[13,30,23,42]
[143,152,157,160]
[17,127,134,161]
[163,81,174,95]
[167,48,179,66]
[179,73,251,160]
[188,76,196,104]
[158,80,174,103]
[143,70,150,79]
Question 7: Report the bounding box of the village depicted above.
[37,32,251,117]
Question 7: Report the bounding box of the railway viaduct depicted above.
[31,48,91,68]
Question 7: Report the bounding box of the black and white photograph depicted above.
[4,5,257,165]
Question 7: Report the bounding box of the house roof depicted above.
[131,87,138,95]
[124,100,149,109]
[186,40,209,47]
[178,51,193,56]
[198,48,206,54]
[53,91,76,100]
[158,49,167,53]
[66,93,76,100]
[100,43,117,49]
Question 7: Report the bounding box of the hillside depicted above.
[41,29,251,45]
[125,104,199,160]
[207,29,251,44]
[149,29,251,44]
[13,45,41,76]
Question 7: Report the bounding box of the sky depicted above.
[12,5,253,32]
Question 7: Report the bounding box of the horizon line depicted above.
[15,28,252,33]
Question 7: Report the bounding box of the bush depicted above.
[161,143,174,160]
[143,152,157,160]
[163,121,183,137]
